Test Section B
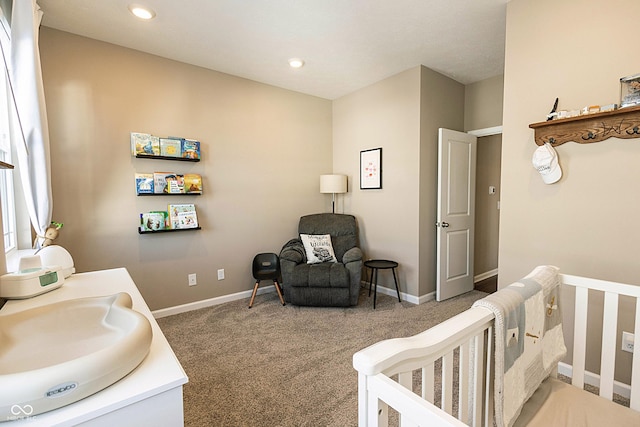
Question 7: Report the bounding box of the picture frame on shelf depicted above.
[360,147,382,190]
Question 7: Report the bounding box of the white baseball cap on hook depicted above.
[532,142,562,184]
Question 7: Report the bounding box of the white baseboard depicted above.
[375,285,422,305]
[557,362,631,399]
[156,280,435,318]
[360,281,432,305]
[152,286,276,319]
[474,269,498,283]
[417,291,435,304]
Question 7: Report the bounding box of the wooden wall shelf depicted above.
[529,105,640,146]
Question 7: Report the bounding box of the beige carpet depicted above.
[157,287,488,427]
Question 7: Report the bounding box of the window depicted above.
[0,48,17,254]
[0,152,15,253]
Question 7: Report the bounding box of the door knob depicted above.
[441,222,450,228]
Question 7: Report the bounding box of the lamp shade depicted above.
[320,174,347,194]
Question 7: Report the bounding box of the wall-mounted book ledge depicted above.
[529,105,640,146]
[138,227,201,234]
[137,193,201,196]
[135,154,200,162]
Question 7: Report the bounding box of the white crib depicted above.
[353,270,640,426]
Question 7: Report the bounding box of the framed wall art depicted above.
[360,147,382,189]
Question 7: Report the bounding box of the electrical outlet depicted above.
[217,269,225,280]
[188,273,197,286]
[622,331,634,353]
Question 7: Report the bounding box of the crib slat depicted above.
[572,286,588,389]
[484,325,493,427]
[398,371,414,426]
[599,291,618,400]
[631,297,640,411]
[442,352,454,415]
[398,371,412,389]
[458,341,469,421]
[469,333,483,426]
[422,363,435,403]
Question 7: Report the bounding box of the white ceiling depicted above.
[37,0,507,100]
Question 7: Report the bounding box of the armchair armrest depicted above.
[280,238,305,264]
[342,247,363,265]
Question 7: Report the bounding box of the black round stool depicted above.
[364,259,401,309]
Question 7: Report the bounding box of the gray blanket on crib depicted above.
[472,265,566,427]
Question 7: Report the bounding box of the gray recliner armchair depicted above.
[279,213,362,307]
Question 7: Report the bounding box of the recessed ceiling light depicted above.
[288,58,305,69]
[128,4,156,20]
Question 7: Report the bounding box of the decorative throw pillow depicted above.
[300,234,337,264]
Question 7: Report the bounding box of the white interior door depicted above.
[436,128,477,301]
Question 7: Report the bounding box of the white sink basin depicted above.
[0,292,153,418]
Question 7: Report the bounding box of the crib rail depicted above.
[353,307,494,426]
[560,274,640,411]
[354,272,640,426]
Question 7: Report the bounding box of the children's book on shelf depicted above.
[168,203,198,229]
[160,138,183,157]
[166,174,185,194]
[153,172,174,194]
[135,173,154,194]
[140,211,168,232]
[131,132,160,156]
[183,173,203,194]
[181,139,201,160]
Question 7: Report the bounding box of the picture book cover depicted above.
[140,211,168,231]
[153,172,174,194]
[183,173,202,194]
[131,132,160,156]
[181,139,201,160]
[135,173,154,194]
[168,203,198,229]
[150,211,169,229]
[160,138,183,157]
[166,174,185,194]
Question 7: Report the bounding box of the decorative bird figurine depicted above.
[547,98,559,121]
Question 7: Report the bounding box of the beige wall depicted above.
[333,67,422,297]
[39,28,333,310]
[464,76,504,278]
[464,74,504,131]
[418,67,465,296]
[501,0,640,381]
[333,66,464,299]
[501,0,640,284]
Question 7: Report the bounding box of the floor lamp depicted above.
[320,174,347,213]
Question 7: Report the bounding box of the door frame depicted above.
[467,125,502,138]
[467,125,503,283]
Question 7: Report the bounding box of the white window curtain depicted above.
[0,0,52,248]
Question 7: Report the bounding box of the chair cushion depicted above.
[300,234,337,264]
[288,263,350,289]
